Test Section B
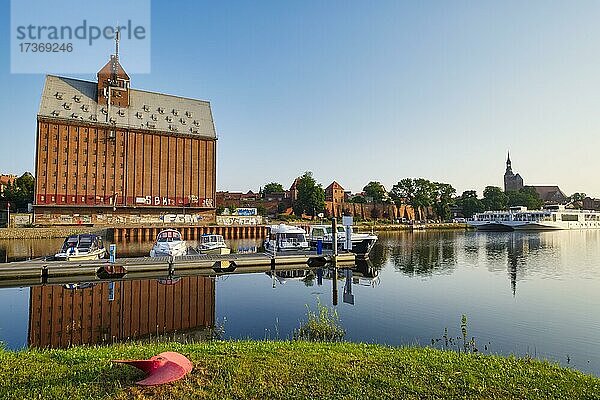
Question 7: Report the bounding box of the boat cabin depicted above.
[201,234,226,246]
[60,234,104,254]
[265,224,309,251]
[156,229,183,243]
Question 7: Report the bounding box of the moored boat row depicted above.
[149,230,231,257]
[53,223,377,262]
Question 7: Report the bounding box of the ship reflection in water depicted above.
[28,276,215,348]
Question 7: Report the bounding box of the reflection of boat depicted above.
[308,225,378,255]
[54,234,107,261]
[96,264,127,279]
[63,282,97,290]
[150,229,187,257]
[157,276,181,285]
[265,269,312,285]
[264,224,309,252]
[198,234,231,255]
[469,205,600,231]
[352,259,381,287]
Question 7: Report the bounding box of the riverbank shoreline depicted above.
[355,222,469,231]
[0,341,597,399]
[0,222,468,240]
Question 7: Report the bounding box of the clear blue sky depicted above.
[1,1,600,197]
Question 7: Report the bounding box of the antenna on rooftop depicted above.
[115,26,120,60]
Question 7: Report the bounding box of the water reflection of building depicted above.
[506,233,545,296]
[28,276,214,348]
[484,232,551,295]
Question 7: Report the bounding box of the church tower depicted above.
[503,151,524,192]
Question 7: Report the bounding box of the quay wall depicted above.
[112,225,272,241]
[0,222,466,241]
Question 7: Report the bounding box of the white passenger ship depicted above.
[468,205,600,231]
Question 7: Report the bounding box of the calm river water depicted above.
[0,229,599,376]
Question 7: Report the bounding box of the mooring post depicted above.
[41,265,48,284]
[332,217,338,257]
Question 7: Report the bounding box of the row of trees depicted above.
[353,179,456,220]
[261,175,586,220]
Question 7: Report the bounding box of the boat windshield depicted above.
[202,235,222,244]
[280,233,306,243]
[157,231,181,242]
[77,236,93,250]
[61,236,79,251]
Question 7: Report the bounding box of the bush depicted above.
[293,301,345,342]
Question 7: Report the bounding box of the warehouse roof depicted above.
[38,75,216,139]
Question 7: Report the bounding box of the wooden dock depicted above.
[0,251,355,288]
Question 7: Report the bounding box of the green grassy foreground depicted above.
[1,341,599,399]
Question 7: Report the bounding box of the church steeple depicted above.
[504,151,523,192]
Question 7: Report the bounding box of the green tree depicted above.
[389,178,415,207]
[506,187,543,210]
[293,172,325,219]
[390,178,436,220]
[482,186,507,211]
[256,204,267,216]
[457,190,485,218]
[349,195,366,204]
[570,192,587,208]
[363,181,387,204]
[413,178,436,219]
[263,182,284,195]
[432,182,456,221]
[2,172,35,212]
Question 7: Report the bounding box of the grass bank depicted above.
[1,341,598,399]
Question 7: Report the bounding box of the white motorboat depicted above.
[308,224,378,255]
[264,224,310,252]
[150,229,188,257]
[198,234,231,255]
[54,234,107,261]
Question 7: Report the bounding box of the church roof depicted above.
[528,185,568,203]
[38,75,216,139]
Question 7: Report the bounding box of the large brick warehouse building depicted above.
[34,51,217,225]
